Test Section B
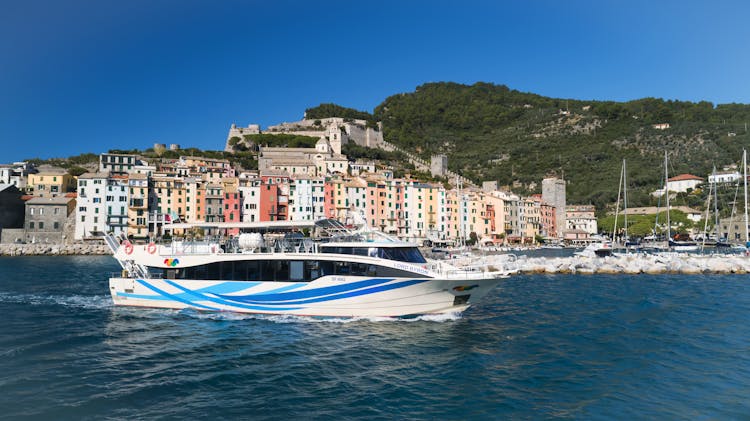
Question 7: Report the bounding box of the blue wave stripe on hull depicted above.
[194,281,261,294]
[162,280,303,311]
[136,279,219,310]
[116,281,304,302]
[255,283,306,295]
[219,279,430,306]
[216,278,395,302]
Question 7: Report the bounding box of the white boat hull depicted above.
[109,275,504,317]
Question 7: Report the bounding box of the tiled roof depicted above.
[668,174,703,182]
[26,196,74,205]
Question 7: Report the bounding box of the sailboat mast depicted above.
[744,149,748,244]
[623,159,628,242]
[613,162,623,243]
[701,177,711,251]
[665,151,670,244]
[714,166,719,242]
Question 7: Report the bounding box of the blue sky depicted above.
[2,0,750,162]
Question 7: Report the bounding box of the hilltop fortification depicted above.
[226,117,383,152]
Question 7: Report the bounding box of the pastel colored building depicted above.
[28,171,76,197]
[127,173,152,239]
[221,177,241,234]
[239,176,261,223]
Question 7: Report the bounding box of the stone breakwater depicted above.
[0,243,110,256]
[486,253,750,275]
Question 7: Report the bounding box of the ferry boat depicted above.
[104,220,514,317]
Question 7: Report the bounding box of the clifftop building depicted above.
[258,135,348,177]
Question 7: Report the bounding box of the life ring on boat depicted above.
[123,240,133,255]
[147,242,157,254]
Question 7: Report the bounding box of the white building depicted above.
[667,174,704,192]
[238,177,261,223]
[0,166,9,186]
[288,177,325,221]
[75,173,128,239]
[0,161,37,190]
[349,160,377,176]
[653,173,704,196]
[565,205,598,236]
[708,170,741,185]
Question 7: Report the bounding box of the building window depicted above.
[29,222,34,229]
[39,222,44,229]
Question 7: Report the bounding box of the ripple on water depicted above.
[1,258,750,419]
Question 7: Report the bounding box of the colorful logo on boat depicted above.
[453,284,479,292]
[164,258,180,267]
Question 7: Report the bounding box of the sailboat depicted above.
[662,151,699,252]
[611,159,640,251]
[713,150,749,251]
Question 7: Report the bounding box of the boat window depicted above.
[147,258,424,282]
[377,247,427,263]
[322,246,426,263]
[290,261,304,281]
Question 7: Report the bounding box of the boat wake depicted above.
[173,309,463,324]
[0,292,112,310]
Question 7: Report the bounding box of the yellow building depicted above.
[522,197,541,243]
[127,173,150,239]
[152,176,187,221]
[28,172,76,197]
[466,192,492,240]
[184,177,206,224]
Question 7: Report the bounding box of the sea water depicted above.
[1,256,749,419]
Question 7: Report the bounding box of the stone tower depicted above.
[431,154,448,177]
[542,177,566,238]
[327,122,343,155]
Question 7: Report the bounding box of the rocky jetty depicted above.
[481,253,750,275]
[0,243,110,256]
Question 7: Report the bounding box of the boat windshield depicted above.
[322,246,427,264]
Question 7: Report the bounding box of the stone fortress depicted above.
[226,115,474,186]
[226,116,384,152]
[227,116,385,178]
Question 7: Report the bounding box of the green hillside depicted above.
[371,82,750,209]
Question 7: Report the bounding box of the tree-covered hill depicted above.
[371,82,750,209]
[305,103,374,122]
